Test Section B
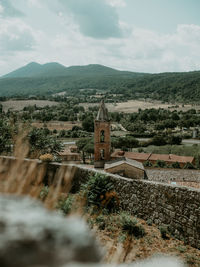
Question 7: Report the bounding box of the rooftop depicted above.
[111,151,194,164]
[105,157,145,171]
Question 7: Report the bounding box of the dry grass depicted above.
[0,137,75,210]
[32,121,81,131]
[81,100,200,113]
[91,213,200,267]
[1,100,59,112]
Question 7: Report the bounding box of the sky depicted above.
[0,0,200,76]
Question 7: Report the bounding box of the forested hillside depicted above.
[0,62,200,102]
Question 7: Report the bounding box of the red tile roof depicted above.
[111,151,151,161]
[111,151,194,164]
[149,154,194,164]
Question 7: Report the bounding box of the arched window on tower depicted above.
[100,130,105,143]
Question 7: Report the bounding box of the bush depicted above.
[146,219,153,226]
[82,173,119,213]
[95,215,106,230]
[159,225,170,239]
[39,186,49,200]
[39,153,54,162]
[154,160,167,168]
[151,135,167,146]
[143,160,152,167]
[57,195,73,215]
[121,212,146,238]
[171,161,181,169]
[183,162,196,169]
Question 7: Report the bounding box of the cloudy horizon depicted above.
[0,0,200,76]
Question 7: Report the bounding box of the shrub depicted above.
[39,186,49,200]
[146,219,153,226]
[82,173,119,212]
[183,162,196,169]
[121,212,146,238]
[159,225,170,239]
[95,215,106,230]
[57,195,73,215]
[39,153,54,162]
[171,161,181,169]
[143,160,152,167]
[154,160,167,168]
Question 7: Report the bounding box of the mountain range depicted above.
[2,62,143,79]
[0,62,200,102]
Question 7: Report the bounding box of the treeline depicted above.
[0,70,200,103]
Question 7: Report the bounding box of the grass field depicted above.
[0,100,59,112]
[32,121,81,131]
[81,100,200,113]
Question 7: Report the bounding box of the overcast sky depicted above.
[0,0,200,75]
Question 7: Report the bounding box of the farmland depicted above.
[80,100,200,113]
[0,100,59,112]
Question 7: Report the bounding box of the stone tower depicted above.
[94,100,111,168]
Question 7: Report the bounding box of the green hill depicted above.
[2,62,142,79]
[0,62,200,102]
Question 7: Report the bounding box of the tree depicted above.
[0,118,12,153]
[28,128,63,157]
[168,135,182,145]
[82,117,94,132]
[76,138,93,163]
[151,135,167,146]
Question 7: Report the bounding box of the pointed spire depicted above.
[96,99,109,121]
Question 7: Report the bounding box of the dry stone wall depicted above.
[146,168,200,183]
[71,165,200,249]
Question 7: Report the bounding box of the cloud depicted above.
[59,0,122,39]
[27,0,42,8]
[0,0,23,17]
[106,0,126,7]
[0,18,36,52]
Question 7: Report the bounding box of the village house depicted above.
[58,145,81,163]
[105,157,146,179]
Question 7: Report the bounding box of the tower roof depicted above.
[96,99,109,121]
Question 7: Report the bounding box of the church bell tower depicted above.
[94,100,111,168]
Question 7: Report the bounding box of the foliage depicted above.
[146,219,153,226]
[95,214,106,230]
[111,136,139,150]
[39,153,54,162]
[82,116,94,132]
[2,67,200,103]
[39,186,49,201]
[154,160,167,168]
[0,118,12,153]
[28,127,63,156]
[57,195,73,215]
[151,135,167,146]
[159,225,170,240]
[82,173,119,212]
[120,212,146,238]
[183,162,196,169]
[143,161,152,167]
[171,161,181,169]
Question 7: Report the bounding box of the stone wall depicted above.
[0,156,200,249]
[146,168,200,183]
[70,165,200,249]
